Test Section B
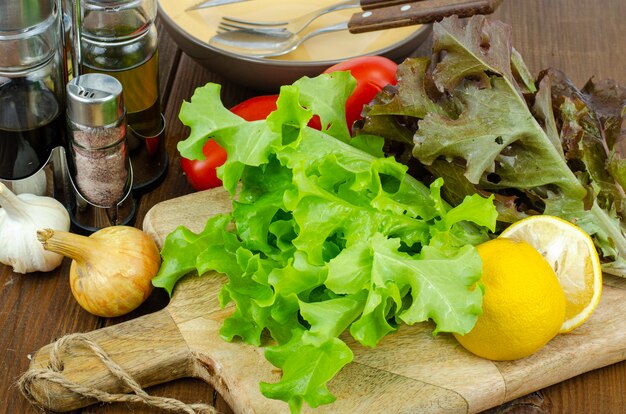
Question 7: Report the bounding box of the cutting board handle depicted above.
[19,308,195,412]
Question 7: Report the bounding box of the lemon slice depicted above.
[499,215,603,333]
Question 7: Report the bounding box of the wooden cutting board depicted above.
[23,187,626,413]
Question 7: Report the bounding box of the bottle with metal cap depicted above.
[77,0,167,192]
[0,0,67,191]
[66,73,130,209]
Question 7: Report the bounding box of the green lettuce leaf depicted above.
[261,330,353,413]
[152,214,233,295]
[154,69,497,412]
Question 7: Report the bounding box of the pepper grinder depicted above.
[66,73,136,232]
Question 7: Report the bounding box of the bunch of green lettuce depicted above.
[153,71,497,412]
[357,15,626,276]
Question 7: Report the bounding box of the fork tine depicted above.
[219,21,249,31]
[218,22,290,36]
[219,21,286,32]
[217,23,235,33]
[221,15,289,28]
[219,20,288,30]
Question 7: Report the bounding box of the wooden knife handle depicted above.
[360,0,426,11]
[19,309,194,412]
[349,0,502,33]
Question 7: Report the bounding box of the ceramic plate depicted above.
[158,0,431,91]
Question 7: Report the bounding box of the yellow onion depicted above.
[37,226,161,317]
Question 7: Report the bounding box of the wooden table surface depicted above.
[1,1,625,413]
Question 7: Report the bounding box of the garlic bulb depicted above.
[38,226,161,317]
[0,182,70,273]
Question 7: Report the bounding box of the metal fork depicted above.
[219,0,361,35]
[211,0,502,57]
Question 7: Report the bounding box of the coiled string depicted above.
[18,333,218,414]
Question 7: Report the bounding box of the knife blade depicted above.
[186,0,251,11]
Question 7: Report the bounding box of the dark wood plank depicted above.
[493,0,626,86]
[0,261,101,413]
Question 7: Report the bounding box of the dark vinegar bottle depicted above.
[0,80,65,180]
[0,0,67,183]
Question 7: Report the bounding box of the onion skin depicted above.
[38,226,161,317]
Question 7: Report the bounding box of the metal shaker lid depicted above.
[0,0,55,32]
[67,74,125,127]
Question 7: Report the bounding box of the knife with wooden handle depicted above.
[349,0,502,33]
[360,0,427,10]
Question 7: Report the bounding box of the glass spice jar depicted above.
[66,73,129,208]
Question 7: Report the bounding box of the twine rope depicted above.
[17,333,218,414]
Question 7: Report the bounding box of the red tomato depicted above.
[323,56,398,130]
[229,94,278,121]
[180,95,278,191]
[180,139,227,190]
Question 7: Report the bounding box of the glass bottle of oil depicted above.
[78,0,167,192]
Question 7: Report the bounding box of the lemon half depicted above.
[500,215,603,333]
[454,238,566,361]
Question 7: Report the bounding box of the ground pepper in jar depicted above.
[72,125,128,207]
[66,74,130,208]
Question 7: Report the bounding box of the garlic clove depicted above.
[0,182,70,274]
